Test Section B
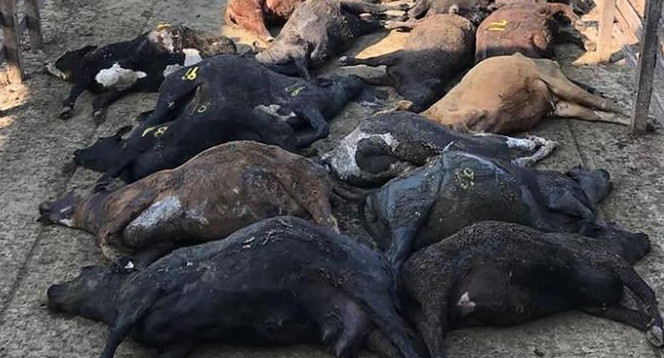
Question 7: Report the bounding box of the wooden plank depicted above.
[599,0,619,61]
[617,0,643,38]
[631,0,663,133]
[616,2,641,43]
[0,0,24,83]
[24,0,43,49]
[617,22,664,125]
[0,0,46,59]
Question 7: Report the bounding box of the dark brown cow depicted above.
[475,3,593,62]
[38,141,338,264]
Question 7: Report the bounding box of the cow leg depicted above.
[534,63,629,116]
[340,0,409,15]
[553,100,630,125]
[339,52,398,67]
[583,305,651,331]
[60,82,88,119]
[91,89,127,124]
[293,106,329,147]
[614,264,664,346]
[508,136,559,167]
[416,299,449,358]
[384,19,417,30]
[227,10,273,42]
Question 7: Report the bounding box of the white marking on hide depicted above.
[95,63,147,90]
[186,201,210,226]
[456,292,476,315]
[149,30,176,52]
[183,48,202,66]
[58,218,75,227]
[124,261,135,270]
[128,196,182,231]
[254,104,297,121]
[321,129,399,180]
[163,64,184,78]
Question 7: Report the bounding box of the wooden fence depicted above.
[0,0,44,84]
[598,0,664,133]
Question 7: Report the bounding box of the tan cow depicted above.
[420,53,629,134]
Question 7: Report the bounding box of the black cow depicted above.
[403,221,662,358]
[78,55,364,183]
[361,148,616,274]
[255,0,408,80]
[47,24,236,122]
[321,111,557,187]
[47,216,421,358]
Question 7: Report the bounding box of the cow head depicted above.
[74,125,133,172]
[46,45,98,81]
[47,265,126,324]
[149,23,184,53]
[38,180,123,228]
[567,167,611,207]
[578,221,650,265]
[324,75,366,110]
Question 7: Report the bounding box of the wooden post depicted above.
[598,0,618,61]
[0,0,24,83]
[24,0,44,49]
[630,0,663,134]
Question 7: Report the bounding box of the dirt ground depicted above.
[0,0,663,357]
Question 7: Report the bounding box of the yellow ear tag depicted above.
[285,83,306,97]
[156,23,172,31]
[487,19,508,31]
[183,66,199,81]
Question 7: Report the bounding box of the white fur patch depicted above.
[163,64,183,78]
[183,48,202,66]
[186,201,210,226]
[255,104,297,121]
[128,196,182,230]
[456,292,476,315]
[58,218,75,227]
[95,63,147,90]
[322,129,399,180]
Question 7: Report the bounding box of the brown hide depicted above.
[225,0,305,41]
[73,141,337,260]
[475,3,581,62]
[420,53,628,134]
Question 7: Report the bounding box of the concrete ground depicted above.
[0,0,663,357]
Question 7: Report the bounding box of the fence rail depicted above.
[0,0,45,84]
[599,0,664,133]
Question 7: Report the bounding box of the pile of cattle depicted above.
[37,0,662,357]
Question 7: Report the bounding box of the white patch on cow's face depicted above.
[163,64,184,78]
[149,29,176,52]
[183,48,202,67]
[254,104,297,122]
[127,196,182,231]
[456,292,476,316]
[95,63,147,90]
[321,129,399,180]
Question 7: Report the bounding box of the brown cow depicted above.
[475,3,593,62]
[38,141,338,264]
[225,0,305,42]
[420,53,629,134]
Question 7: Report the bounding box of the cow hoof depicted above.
[397,3,410,11]
[92,110,106,124]
[584,40,597,52]
[646,325,664,347]
[59,107,73,120]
